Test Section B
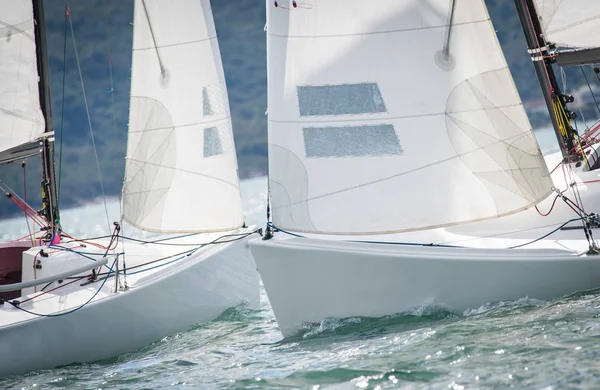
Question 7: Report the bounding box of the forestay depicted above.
[534,0,600,48]
[267,0,552,235]
[123,0,243,233]
[0,0,44,159]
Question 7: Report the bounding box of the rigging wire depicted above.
[0,181,47,228]
[57,4,69,207]
[581,66,600,117]
[104,1,119,142]
[560,66,589,130]
[267,218,591,252]
[103,0,126,285]
[5,257,117,318]
[64,1,112,234]
[95,229,262,276]
[63,229,261,248]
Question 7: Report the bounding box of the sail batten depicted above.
[267,0,552,235]
[123,0,243,233]
[0,0,45,160]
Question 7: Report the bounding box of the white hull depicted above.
[250,237,600,338]
[250,152,600,337]
[0,228,260,377]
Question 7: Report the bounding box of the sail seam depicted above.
[272,193,553,236]
[134,36,217,51]
[269,19,489,39]
[127,116,231,133]
[548,13,600,34]
[121,216,244,234]
[124,159,240,189]
[122,186,171,196]
[276,132,540,207]
[268,103,523,124]
[0,20,34,40]
[0,107,42,123]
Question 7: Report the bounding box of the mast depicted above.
[513,0,577,159]
[32,0,60,236]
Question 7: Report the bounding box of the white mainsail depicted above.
[0,0,44,158]
[534,0,600,48]
[266,0,552,235]
[123,0,243,233]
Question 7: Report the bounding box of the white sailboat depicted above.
[249,0,600,338]
[0,0,259,376]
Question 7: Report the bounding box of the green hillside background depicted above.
[1,0,599,219]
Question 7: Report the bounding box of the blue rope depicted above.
[267,222,461,247]
[507,217,584,249]
[267,222,303,238]
[48,244,117,271]
[269,218,586,250]
[102,229,261,276]
[148,231,204,243]
[7,257,117,318]
[126,253,191,275]
[9,230,261,317]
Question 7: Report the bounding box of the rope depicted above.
[65,1,112,234]
[507,217,584,249]
[7,228,263,318]
[0,181,47,228]
[103,1,127,281]
[6,257,117,318]
[3,226,255,317]
[553,97,589,167]
[19,275,88,305]
[535,194,560,216]
[580,121,600,144]
[94,228,263,276]
[22,162,33,246]
[267,219,591,251]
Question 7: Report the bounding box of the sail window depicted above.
[303,125,402,158]
[297,83,387,116]
[203,127,223,157]
[202,87,213,116]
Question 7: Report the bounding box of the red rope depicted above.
[536,195,560,216]
[19,275,90,305]
[8,195,46,228]
[580,121,600,144]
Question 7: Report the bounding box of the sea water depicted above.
[3,130,600,389]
